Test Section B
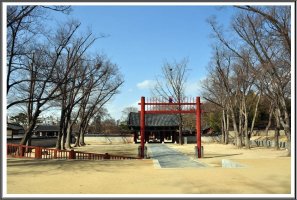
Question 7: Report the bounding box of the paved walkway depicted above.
[147,144,206,168]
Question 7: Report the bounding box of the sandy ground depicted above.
[167,143,289,167]
[6,141,292,196]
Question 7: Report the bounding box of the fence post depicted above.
[35,147,42,159]
[54,149,57,159]
[69,150,76,159]
[104,153,110,159]
[19,145,25,157]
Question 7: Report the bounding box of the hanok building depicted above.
[7,123,25,139]
[128,112,180,143]
[33,125,60,137]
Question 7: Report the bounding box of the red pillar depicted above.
[140,96,145,158]
[196,97,202,158]
[35,147,42,159]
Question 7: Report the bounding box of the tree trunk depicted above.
[250,93,261,138]
[238,98,245,148]
[230,107,241,148]
[20,109,41,145]
[55,133,62,149]
[78,123,88,146]
[274,110,280,150]
[264,103,273,147]
[56,108,66,150]
[20,123,35,145]
[284,130,291,156]
[244,116,250,149]
[225,111,229,144]
[276,106,291,156]
[274,127,280,150]
[25,138,32,153]
[221,108,229,144]
[238,107,243,148]
[65,122,73,149]
[178,126,182,145]
[74,126,82,147]
[61,121,68,150]
[178,114,183,145]
[60,134,65,150]
[243,99,250,149]
[79,129,85,146]
[221,116,225,143]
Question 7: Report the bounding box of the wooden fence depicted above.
[7,143,139,160]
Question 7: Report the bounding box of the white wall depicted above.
[84,136,134,144]
[7,129,12,136]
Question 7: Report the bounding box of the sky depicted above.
[50,5,235,121]
[6,4,238,121]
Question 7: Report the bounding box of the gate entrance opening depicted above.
[128,113,179,143]
[138,96,202,159]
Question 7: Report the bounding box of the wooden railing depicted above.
[7,143,139,160]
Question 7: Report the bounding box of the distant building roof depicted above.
[34,125,60,132]
[128,112,179,127]
[7,123,24,131]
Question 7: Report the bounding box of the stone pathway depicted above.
[147,144,206,168]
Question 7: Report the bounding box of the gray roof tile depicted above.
[7,123,24,131]
[128,112,179,127]
[34,125,60,132]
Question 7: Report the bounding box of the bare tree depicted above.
[202,65,229,144]
[211,48,242,147]
[234,6,291,55]
[232,7,291,154]
[90,107,110,134]
[54,30,98,150]
[121,106,138,122]
[203,44,261,149]
[6,5,125,151]
[74,59,124,147]
[153,58,189,145]
[205,6,291,154]
[14,21,82,146]
[6,5,71,98]
[57,56,105,149]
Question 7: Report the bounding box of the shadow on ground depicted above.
[7,158,146,176]
[202,153,242,159]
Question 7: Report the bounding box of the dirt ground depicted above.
[5,141,293,196]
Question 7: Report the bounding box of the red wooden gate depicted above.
[138,96,202,158]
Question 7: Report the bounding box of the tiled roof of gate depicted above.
[34,125,60,132]
[128,112,179,127]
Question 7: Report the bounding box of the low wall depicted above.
[7,135,132,146]
[182,135,221,144]
[84,135,134,144]
[183,134,289,149]
[7,137,58,148]
[228,130,286,137]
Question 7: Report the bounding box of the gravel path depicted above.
[147,143,206,168]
